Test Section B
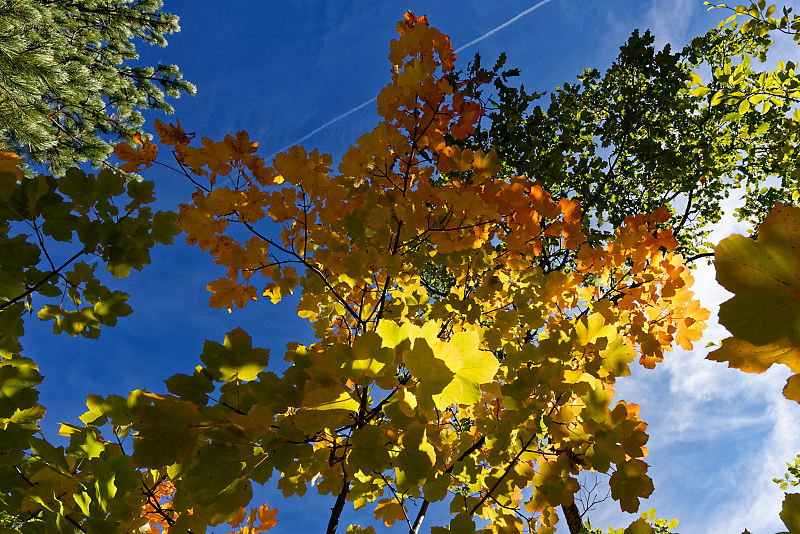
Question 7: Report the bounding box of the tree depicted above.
[0,0,195,175]
[1,4,799,534]
[71,12,706,533]
[457,1,800,261]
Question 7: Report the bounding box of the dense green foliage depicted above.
[0,157,179,531]
[460,3,800,260]
[0,0,195,174]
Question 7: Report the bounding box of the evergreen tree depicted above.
[0,0,195,174]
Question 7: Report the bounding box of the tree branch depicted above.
[685,251,714,263]
[469,432,537,515]
[410,500,429,534]
[326,478,350,534]
[561,500,582,534]
[0,248,85,311]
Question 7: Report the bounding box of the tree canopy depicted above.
[460,2,800,260]
[0,3,799,534]
[0,0,195,174]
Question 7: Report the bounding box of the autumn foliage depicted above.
[12,3,800,532]
[106,12,713,533]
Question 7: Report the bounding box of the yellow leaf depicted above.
[373,499,407,527]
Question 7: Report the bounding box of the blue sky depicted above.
[22,1,800,532]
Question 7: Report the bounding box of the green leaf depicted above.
[404,337,455,410]
[624,517,654,534]
[165,370,214,405]
[780,493,800,533]
[300,387,360,411]
[395,426,436,491]
[152,210,179,244]
[200,327,269,382]
[348,424,390,474]
[576,312,614,345]
[340,331,396,382]
[715,204,800,346]
[131,393,202,467]
[0,355,42,418]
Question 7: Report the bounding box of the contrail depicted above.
[269,97,377,159]
[267,0,554,160]
[455,0,553,53]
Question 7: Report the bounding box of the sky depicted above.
[19,1,800,533]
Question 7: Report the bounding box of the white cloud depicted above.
[644,0,696,49]
[580,187,800,533]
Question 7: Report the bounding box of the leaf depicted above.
[780,493,800,534]
[784,374,800,403]
[256,503,279,531]
[131,393,203,467]
[624,517,654,534]
[154,118,194,146]
[200,328,269,382]
[342,332,396,382]
[712,204,800,403]
[715,204,800,346]
[395,425,436,490]
[0,355,43,418]
[348,424,390,474]
[300,387,360,411]
[609,459,654,513]
[575,312,614,345]
[373,499,407,527]
[707,338,800,374]
[114,134,157,172]
[403,337,455,410]
[405,326,499,409]
[0,150,24,179]
[165,370,215,405]
[207,278,258,312]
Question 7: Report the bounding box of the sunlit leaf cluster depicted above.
[1,4,800,534]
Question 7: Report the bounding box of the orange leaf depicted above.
[155,118,194,146]
[206,278,258,312]
[114,133,157,172]
[783,373,800,403]
[0,150,24,182]
[256,504,278,531]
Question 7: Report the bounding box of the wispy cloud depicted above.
[266,0,556,161]
[644,0,696,49]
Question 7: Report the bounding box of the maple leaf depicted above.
[225,130,259,161]
[715,203,800,346]
[200,136,233,181]
[256,504,279,531]
[609,459,655,513]
[114,132,158,172]
[0,150,24,180]
[206,278,258,312]
[712,204,800,403]
[154,118,194,146]
[226,503,278,533]
[373,499,407,527]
